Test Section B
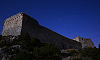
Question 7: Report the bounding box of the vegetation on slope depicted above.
[0,33,62,60]
[67,46,100,60]
[0,33,100,60]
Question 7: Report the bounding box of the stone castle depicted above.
[1,13,82,49]
[73,36,95,48]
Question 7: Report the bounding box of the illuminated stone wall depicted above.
[1,13,23,36]
[73,36,95,48]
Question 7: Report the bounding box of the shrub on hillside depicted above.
[23,32,30,41]
[69,50,78,56]
[14,40,62,60]
[33,44,62,60]
[0,35,2,41]
[30,37,42,47]
[13,51,32,60]
[81,47,100,60]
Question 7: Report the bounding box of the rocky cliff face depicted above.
[73,36,95,48]
[1,13,82,49]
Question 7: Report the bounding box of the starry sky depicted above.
[0,0,100,48]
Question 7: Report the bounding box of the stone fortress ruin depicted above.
[2,13,23,36]
[1,12,95,49]
[73,36,95,48]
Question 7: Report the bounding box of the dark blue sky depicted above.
[0,0,100,48]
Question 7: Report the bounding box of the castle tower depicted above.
[2,13,23,36]
[73,36,95,48]
[1,13,82,49]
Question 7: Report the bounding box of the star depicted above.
[59,20,61,21]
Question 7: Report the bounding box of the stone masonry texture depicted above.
[1,13,82,49]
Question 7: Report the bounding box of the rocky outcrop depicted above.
[73,36,95,48]
[0,45,27,60]
[1,13,82,49]
[0,36,26,60]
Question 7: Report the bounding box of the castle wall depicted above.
[21,14,82,49]
[1,13,23,36]
[1,13,82,49]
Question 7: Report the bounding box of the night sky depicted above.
[0,0,100,48]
